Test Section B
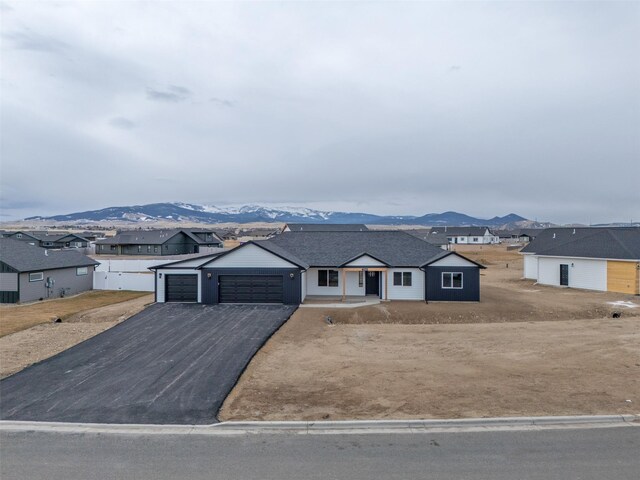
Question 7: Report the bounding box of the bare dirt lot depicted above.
[0,290,150,337]
[220,245,640,421]
[0,293,153,378]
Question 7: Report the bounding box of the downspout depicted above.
[419,266,428,304]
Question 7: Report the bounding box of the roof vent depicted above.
[553,233,556,239]
[572,229,576,234]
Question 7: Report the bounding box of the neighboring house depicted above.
[282,223,369,232]
[150,231,485,305]
[235,229,280,242]
[94,229,223,256]
[430,227,499,245]
[4,231,89,249]
[521,227,640,294]
[404,229,450,250]
[0,238,99,303]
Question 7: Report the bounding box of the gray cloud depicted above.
[146,85,191,102]
[109,116,136,129]
[2,30,67,53]
[1,1,638,224]
[209,97,235,107]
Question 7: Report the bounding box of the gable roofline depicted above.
[420,251,487,269]
[197,241,309,270]
[148,251,229,270]
[338,252,390,267]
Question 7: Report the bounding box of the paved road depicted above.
[0,303,296,424]
[1,426,638,480]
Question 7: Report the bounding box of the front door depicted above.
[560,264,569,286]
[365,271,379,296]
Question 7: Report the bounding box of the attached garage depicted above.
[218,275,283,304]
[165,274,198,302]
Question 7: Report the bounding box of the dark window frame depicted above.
[393,271,412,286]
[318,269,339,287]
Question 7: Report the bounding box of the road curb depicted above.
[1,415,637,435]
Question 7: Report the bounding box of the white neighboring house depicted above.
[520,227,640,294]
[430,227,500,245]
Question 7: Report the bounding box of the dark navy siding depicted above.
[425,266,480,302]
[201,268,302,305]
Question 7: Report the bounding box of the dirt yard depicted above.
[220,245,640,420]
[0,293,153,378]
[0,290,150,337]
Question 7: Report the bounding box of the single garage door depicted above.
[165,274,198,302]
[218,275,283,304]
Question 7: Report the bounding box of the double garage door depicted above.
[218,275,283,304]
[164,274,284,303]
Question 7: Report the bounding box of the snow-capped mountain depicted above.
[25,202,532,227]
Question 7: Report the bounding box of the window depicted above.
[358,271,364,287]
[110,245,116,251]
[138,246,142,253]
[147,245,151,253]
[16,233,22,239]
[29,272,44,282]
[473,237,479,242]
[393,272,412,286]
[442,272,463,289]
[76,267,88,276]
[318,269,339,287]
[154,246,158,253]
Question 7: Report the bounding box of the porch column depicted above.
[342,269,346,301]
[384,269,388,300]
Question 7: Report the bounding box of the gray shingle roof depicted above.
[0,238,99,272]
[285,224,369,232]
[262,231,447,267]
[405,229,450,246]
[523,227,640,260]
[96,229,221,246]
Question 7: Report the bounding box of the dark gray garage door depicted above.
[219,275,283,304]
[165,274,198,302]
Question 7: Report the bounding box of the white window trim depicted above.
[76,267,88,276]
[442,272,463,289]
[29,272,44,282]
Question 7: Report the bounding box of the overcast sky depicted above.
[1,1,638,224]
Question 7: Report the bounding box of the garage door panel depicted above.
[166,275,198,302]
[219,275,283,303]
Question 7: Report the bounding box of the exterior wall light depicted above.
[207,273,212,279]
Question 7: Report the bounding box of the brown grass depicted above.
[0,290,150,337]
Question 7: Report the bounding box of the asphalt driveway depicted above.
[0,303,297,425]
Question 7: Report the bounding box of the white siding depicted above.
[537,257,607,291]
[305,268,364,296]
[387,268,424,300]
[523,254,538,280]
[429,254,477,268]
[0,272,18,291]
[155,269,202,302]
[301,271,307,301]
[344,255,386,267]
[204,244,296,268]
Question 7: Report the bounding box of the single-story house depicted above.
[3,231,90,249]
[430,227,499,245]
[150,231,485,305]
[95,229,223,256]
[521,227,640,294]
[235,228,281,242]
[282,223,369,232]
[404,229,450,250]
[0,238,99,303]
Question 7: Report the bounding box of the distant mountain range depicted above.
[25,202,549,228]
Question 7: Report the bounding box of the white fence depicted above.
[93,272,155,292]
[93,258,173,292]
